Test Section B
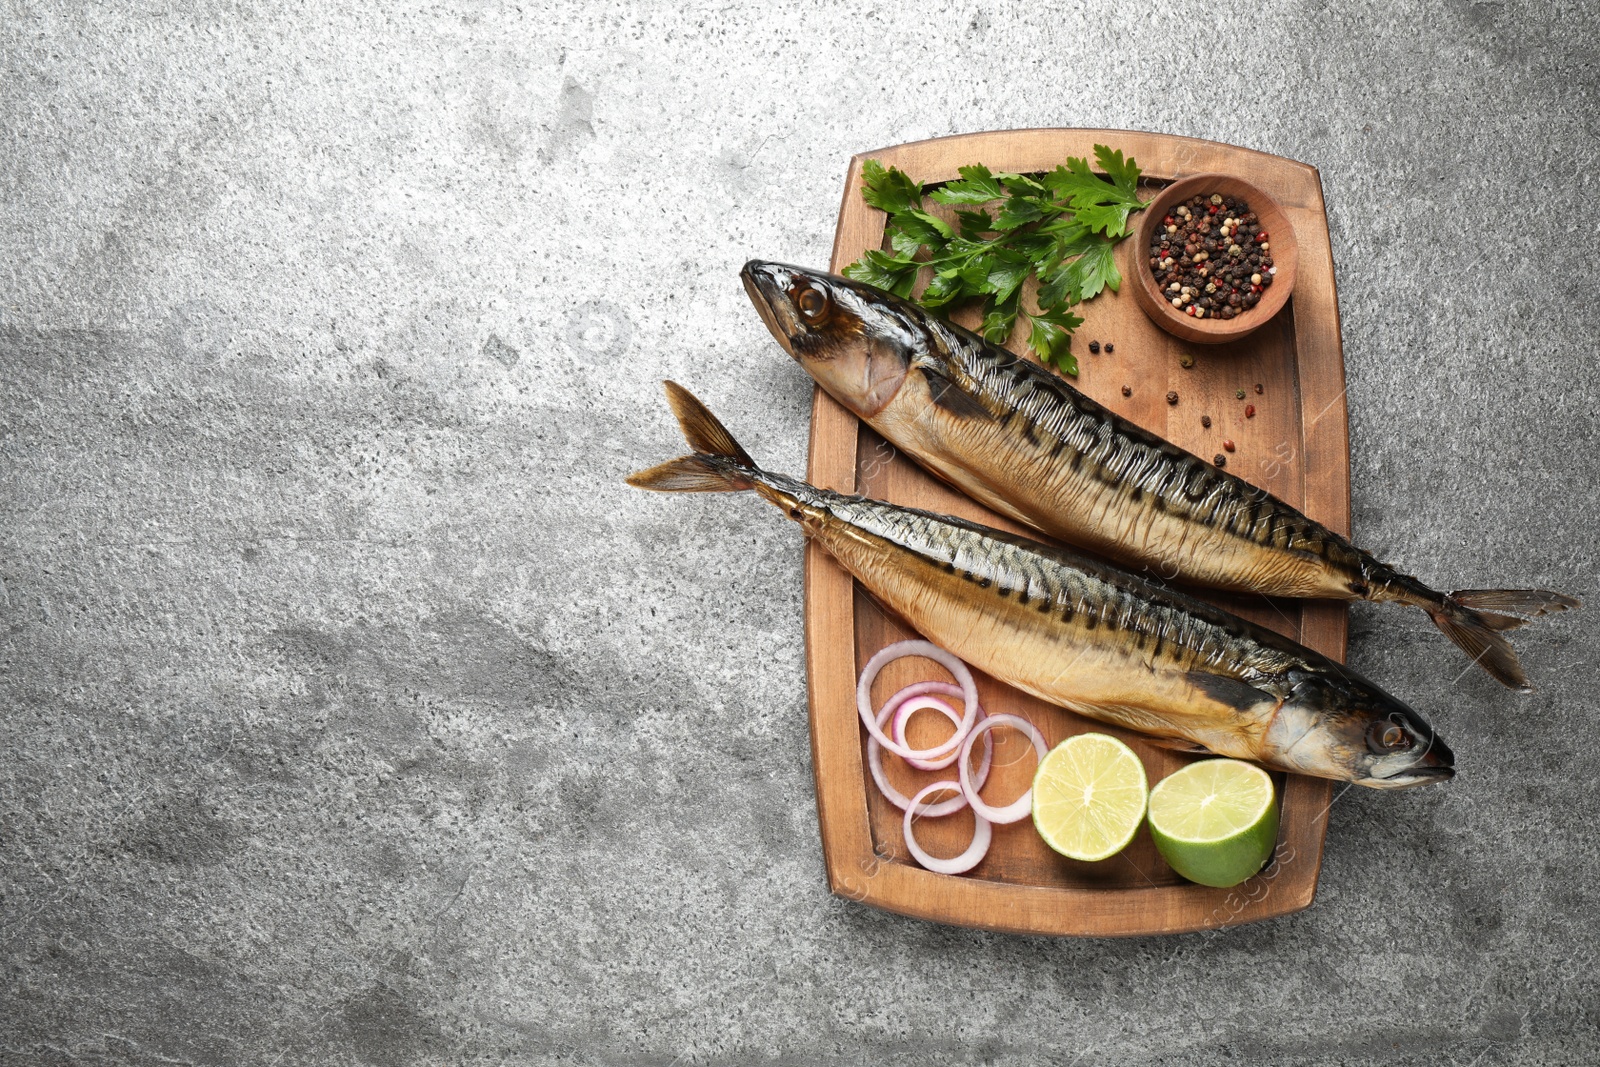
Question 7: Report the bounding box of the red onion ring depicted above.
[903,781,992,875]
[891,695,963,770]
[867,697,993,817]
[857,640,978,762]
[958,713,1049,825]
[885,681,976,770]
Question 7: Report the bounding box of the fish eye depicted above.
[796,286,830,323]
[1367,714,1413,752]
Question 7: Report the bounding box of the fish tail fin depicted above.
[624,381,759,494]
[1448,589,1582,630]
[1425,589,1580,692]
[625,454,755,493]
[661,380,756,468]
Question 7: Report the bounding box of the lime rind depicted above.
[1031,733,1149,862]
[1146,759,1280,888]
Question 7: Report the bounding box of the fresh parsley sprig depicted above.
[843,145,1147,377]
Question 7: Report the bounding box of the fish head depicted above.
[1266,670,1455,789]
[741,260,921,418]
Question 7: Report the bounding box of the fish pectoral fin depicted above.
[917,361,994,421]
[1140,736,1218,755]
[1184,670,1277,713]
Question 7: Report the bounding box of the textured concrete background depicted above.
[3,1,1598,1064]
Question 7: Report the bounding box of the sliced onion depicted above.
[958,713,1049,825]
[857,640,978,762]
[890,692,964,770]
[903,781,992,875]
[867,698,993,817]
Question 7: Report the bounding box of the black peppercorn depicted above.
[1088,340,1101,354]
[1201,415,1212,428]
[1214,454,1227,467]
[1166,390,1179,405]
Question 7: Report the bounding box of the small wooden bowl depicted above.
[1129,173,1297,345]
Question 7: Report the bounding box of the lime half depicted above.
[1032,733,1149,861]
[1147,759,1280,888]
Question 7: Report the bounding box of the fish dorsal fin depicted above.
[916,359,994,421]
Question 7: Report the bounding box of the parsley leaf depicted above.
[1048,223,1123,301]
[929,164,1006,205]
[984,249,1032,305]
[980,292,1021,345]
[889,211,949,250]
[842,249,919,298]
[861,158,924,215]
[919,269,967,310]
[1041,149,1145,238]
[993,195,1050,231]
[845,144,1147,377]
[1064,239,1121,301]
[954,209,994,240]
[908,210,955,240]
[996,172,1047,195]
[1094,144,1141,198]
[1029,309,1084,377]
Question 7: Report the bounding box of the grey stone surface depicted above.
[2,1,1598,1064]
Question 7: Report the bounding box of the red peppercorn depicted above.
[1254,383,1264,394]
[1245,404,1256,418]
[1121,385,1132,397]
[1223,439,1236,452]
[1256,232,1268,242]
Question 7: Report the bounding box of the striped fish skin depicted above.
[627,382,1454,790]
[741,260,1578,690]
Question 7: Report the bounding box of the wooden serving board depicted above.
[804,130,1349,937]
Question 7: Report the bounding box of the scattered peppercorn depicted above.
[1149,193,1273,321]
[1201,415,1212,428]
[1214,454,1227,467]
[1179,354,1195,369]
[1088,340,1101,354]
[1166,390,1179,405]
[1236,389,1246,400]
[1245,404,1256,418]
[1223,439,1236,452]
[1121,385,1132,397]
[1254,383,1264,395]
[1104,343,1114,354]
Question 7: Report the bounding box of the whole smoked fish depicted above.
[628,382,1454,789]
[741,261,1578,691]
